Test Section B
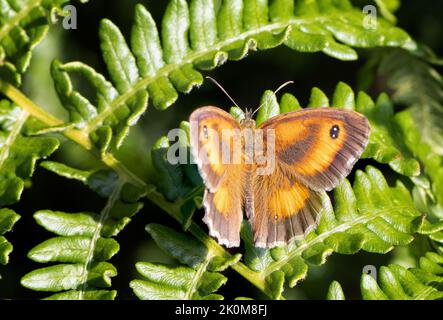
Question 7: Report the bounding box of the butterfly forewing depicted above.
[259,108,370,192]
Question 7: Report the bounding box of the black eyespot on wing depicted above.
[330,124,340,139]
[203,125,208,139]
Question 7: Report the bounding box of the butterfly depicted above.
[189,99,370,249]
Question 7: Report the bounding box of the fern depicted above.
[396,111,443,220]
[362,47,443,155]
[419,218,443,251]
[20,164,146,299]
[0,0,92,271]
[327,252,443,299]
[411,252,443,288]
[0,208,19,268]
[130,224,241,300]
[0,100,59,207]
[0,0,439,300]
[373,0,400,24]
[0,99,58,265]
[0,0,84,85]
[326,280,345,300]
[48,0,414,153]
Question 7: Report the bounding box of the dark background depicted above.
[1,0,442,299]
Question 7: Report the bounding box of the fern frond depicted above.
[418,219,443,249]
[0,0,78,85]
[0,99,57,264]
[359,93,420,177]
[384,104,443,242]
[130,224,241,300]
[393,110,443,221]
[0,0,93,269]
[364,48,443,155]
[244,165,420,298]
[50,0,414,154]
[0,100,59,207]
[327,254,443,300]
[361,265,443,300]
[20,168,145,299]
[411,252,443,288]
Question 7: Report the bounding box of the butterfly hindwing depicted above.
[202,167,245,247]
[250,108,369,247]
[251,164,324,248]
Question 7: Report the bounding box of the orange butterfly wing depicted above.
[259,108,370,191]
[251,108,370,247]
[189,107,245,247]
[251,164,325,248]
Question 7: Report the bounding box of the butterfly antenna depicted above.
[205,76,240,109]
[251,81,294,117]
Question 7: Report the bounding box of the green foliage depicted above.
[0,0,81,85]
[0,208,20,267]
[0,0,92,272]
[374,0,400,23]
[0,101,59,207]
[327,254,443,300]
[49,0,413,153]
[397,110,443,230]
[362,47,443,155]
[411,252,443,288]
[326,280,345,300]
[130,224,241,300]
[21,165,145,299]
[0,99,58,265]
[359,93,420,177]
[0,0,440,301]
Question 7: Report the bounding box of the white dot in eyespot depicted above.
[203,125,208,139]
[330,124,340,139]
[274,215,278,220]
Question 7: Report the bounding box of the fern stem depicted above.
[0,80,94,150]
[0,81,61,126]
[101,153,147,189]
[188,221,269,295]
[78,180,124,299]
[185,256,212,300]
[0,108,28,169]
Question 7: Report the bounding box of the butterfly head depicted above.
[241,108,256,128]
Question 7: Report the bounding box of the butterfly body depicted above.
[190,106,370,248]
